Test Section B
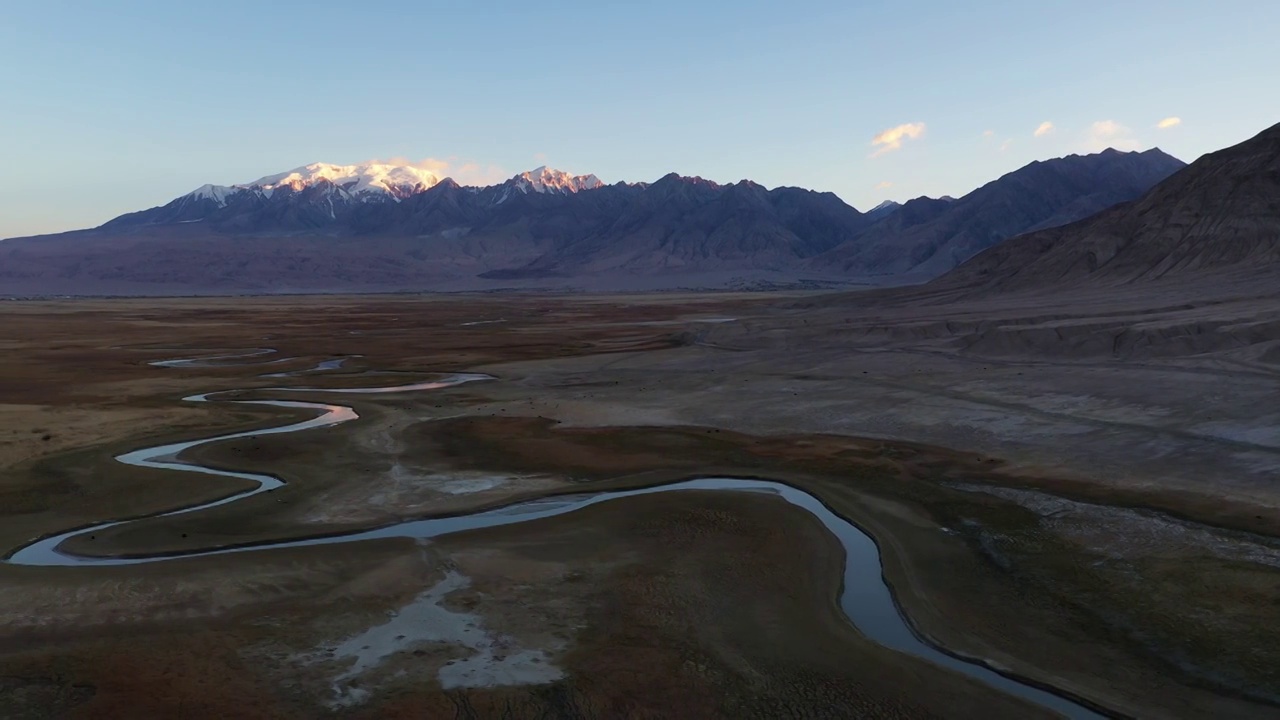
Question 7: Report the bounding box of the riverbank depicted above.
[1,293,1277,718]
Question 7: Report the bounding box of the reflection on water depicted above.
[150,348,279,368]
[260,355,360,378]
[266,373,494,394]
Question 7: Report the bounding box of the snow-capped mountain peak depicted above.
[180,161,443,207]
[247,162,440,200]
[176,161,607,213]
[511,166,604,195]
[870,200,900,212]
[188,183,237,204]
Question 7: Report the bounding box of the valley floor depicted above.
[0,288,1277,718]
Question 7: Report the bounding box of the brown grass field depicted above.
[1,292,1277,718]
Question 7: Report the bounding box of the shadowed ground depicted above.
[1,290,1277,718]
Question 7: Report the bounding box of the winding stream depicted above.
[4,364,1104,719]
[260,356,360,378]
[149,348,282,368]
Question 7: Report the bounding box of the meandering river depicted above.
[5,362,1103,719]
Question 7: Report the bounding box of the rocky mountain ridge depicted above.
[0,148,1189,295]
[940,122,1280,292]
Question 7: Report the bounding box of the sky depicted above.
[2,0,1278,238]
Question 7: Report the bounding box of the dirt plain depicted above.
[1,288,1278,719]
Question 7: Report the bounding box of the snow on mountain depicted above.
[179,162,605,208]
[179,162,442,207]
[248,162,440,200]
[870,200,900,212]
[510,166,604,194]
[188,183,238,204]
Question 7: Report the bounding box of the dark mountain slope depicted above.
[0,146,1192,295]
[810,148,1186,278]
[941,122,1280,292]
[481,177,870,278]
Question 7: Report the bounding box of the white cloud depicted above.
[875,180,893,190]
[983,129,995,138]
[1000,139,1014,153]
[1156,116,1182,130]
[1082,120,1143,152]
[1034,121,1055,138]
[380,156,510,186]
[870,122,926,157]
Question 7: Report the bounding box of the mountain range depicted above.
[810,148,1186,280]
[0,147,1188,295]
[941,122,1280,293]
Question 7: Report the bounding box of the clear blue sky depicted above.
[3,0,1278,238]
